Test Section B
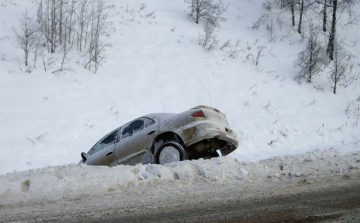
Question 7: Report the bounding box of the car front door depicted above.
[114,117,157,165]
[86,129,119,166]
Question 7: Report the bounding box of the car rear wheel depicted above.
[155,141,188,164]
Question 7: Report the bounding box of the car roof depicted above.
[143,113,175,122]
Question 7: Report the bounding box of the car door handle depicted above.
[148,130,155,135]
[106,151,113,156]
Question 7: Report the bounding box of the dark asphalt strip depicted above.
[68,184,360,223]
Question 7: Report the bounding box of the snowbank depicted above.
[1,149,359,206]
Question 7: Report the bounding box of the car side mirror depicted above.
[81,152,88,162]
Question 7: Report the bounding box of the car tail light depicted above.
[191,110,205,118]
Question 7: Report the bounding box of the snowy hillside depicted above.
[0,0,359,174]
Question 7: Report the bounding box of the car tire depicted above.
[155,141,188,164]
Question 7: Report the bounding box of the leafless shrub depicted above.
[36,132,49,142]
[251,14,268,30]
[145,11,156,18]
[345,97,360,127]
[139,3,147,12]
[245,45,266,66]
[245,53,255,64]
[268,137,280,147]
[228,40,241,58]
[255,45,266,66]
[220,39,230,50]
[187,0,226,27]
[53,25,69,73]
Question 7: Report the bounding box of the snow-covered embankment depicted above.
[0,149,359,206]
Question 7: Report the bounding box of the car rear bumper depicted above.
[182,121,239,148]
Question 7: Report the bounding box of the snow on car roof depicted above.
[143,113,175,122]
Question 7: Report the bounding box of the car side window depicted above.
[121,118,145,140]
[88,130,118,156]
[144,117,155,128]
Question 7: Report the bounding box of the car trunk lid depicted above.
[191,105,229,128]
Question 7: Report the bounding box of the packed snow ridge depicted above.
[0,149,359,205]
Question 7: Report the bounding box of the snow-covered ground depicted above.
[0,149,359,207]
[0,0,359,174]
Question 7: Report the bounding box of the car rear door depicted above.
[114,117,157,165]
[86,129,119,166]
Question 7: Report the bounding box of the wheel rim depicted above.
[159,146,181,164]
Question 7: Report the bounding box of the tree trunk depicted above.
[59,0,63,45]
[196,7,199,24]
[47,0,50,53]
[308,42,313,83]
[323,0,327,32]
[298,0,304,34]
[51,0,55,53]
[327,0,337,61]
[291,1,295,27]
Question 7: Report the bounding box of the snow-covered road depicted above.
[1,149,359,222]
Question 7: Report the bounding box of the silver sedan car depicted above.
[80,106,238,165]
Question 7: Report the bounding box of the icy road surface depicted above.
[1,149,360,222]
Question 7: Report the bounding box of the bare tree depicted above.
[290,0,296,27]
[50,0,57,53]
[316,0,357,60]
[298,0,304,33]
[323,0,327,32]
[31,0,112,73]
[187,0,225,27]
[295,26,326,83]
[297,0,315,34]
[33,35,43,69]
[36,0,44,29]
[84,0,111,73]
[53,18,69,73]
[67,0,77,45]
[78,0,89,52]
[329,40,358,94]
[327,0,337,61]
[13,9,38,67]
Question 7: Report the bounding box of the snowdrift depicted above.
[1,149,359,206]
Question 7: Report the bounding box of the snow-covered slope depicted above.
[0,0,359,174]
